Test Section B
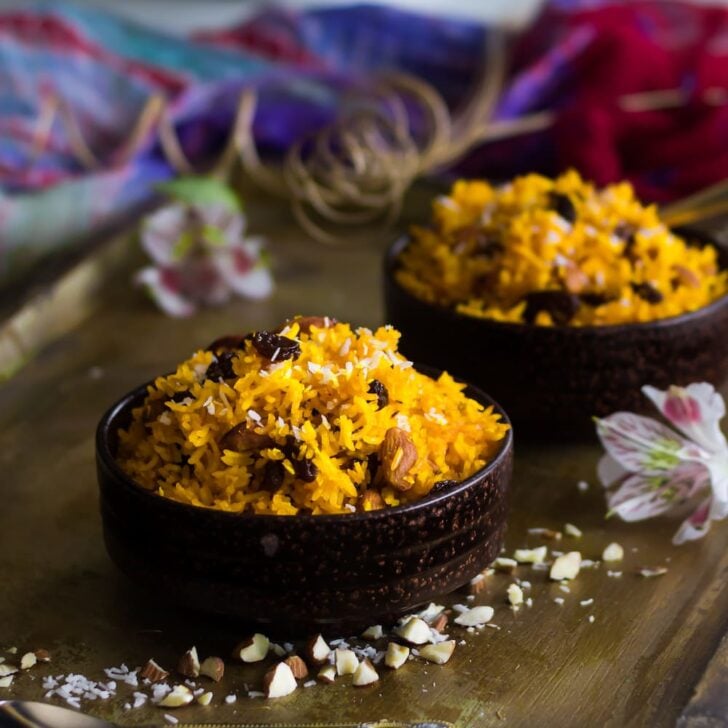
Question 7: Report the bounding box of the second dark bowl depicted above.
[96,373,513,635]
[384,234,728,437]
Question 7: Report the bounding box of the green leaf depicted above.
[157,176,242,212]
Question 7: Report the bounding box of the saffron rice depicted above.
[396,171,728,326]
[117,318,509,516]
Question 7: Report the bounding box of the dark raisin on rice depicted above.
[205,351,237,381]
[431,479,459,494]
[293,458,318,483]
[579,292,612,307]
[170,390,192,403]
[549,192,577,223]
[367,453,380,484]
[220,423,274,451]
[367,379,389,409]
[523,290,580,325]
[262,460,285,491]
[631,282,664,303]
[473,237,504,260]
[251,331,301,362]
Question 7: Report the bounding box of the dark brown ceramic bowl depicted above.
[96,372,513,635]
[385,232,728,438]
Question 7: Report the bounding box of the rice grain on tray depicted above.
[118,319,508,515]
[395,170,728,326]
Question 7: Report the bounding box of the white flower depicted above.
[595,383,728,544]
[134,179,273,317]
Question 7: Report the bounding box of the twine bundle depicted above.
[27,29,728,243]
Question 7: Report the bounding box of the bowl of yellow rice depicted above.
[385,171,728,436]
[96,317,512,632]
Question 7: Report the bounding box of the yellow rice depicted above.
[396,170,728,326]
[117,319,509,516]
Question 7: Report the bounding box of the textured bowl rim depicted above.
[385,229,728,336]
[96,367,513,525]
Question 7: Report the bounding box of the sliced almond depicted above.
[361,625,384,641]
[454,606,494,627]
[304,634,330,666]
[263,662,297,698]
[467,573,488,595]
[419,640,456,665]
[352,658,379,687]
[507,584,524,607]
[34,649,51,663]
[639,566,668,578]
[564,523,582,538]
[317,665,337,683]
[384,642,410,670]
[0,665,18,678]
[335,648,359,676]
[20,652,36,670]
[0,675,13,688]
[283,655,309,680]
[197,691,213,706]
[602,542,624,562]
[538,529,562,541]
[234,634,270,663]
[550,551,582,581]
[199,656,224,682]
[431,614,449,633]
[493,557,518,573]
[394,616,431,645]
[417,603,445,623]
[177,647,200,678]
[514,546,547,564]
[140,658,169,683]
[158,685,193,708]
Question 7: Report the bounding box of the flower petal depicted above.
[642,383,727,455]
[134,267,195,318]
[607,473,677,522]
[672,496,713,545]
[608,462,710,522]
[595,412,692,474]
[597,454,628,489]
[141,205,189,265]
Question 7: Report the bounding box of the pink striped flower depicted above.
[595,383,728,544]
[135,177,273,317]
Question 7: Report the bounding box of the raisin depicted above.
[368,380,389,409]
[206,334,252,352]
[431,479,459,494]
[220,423,274,451]
[262,460,285,490]
[632,282,663,304]
[293,458,318,483]
[613,223,637,258]
[473,237,504,260]
[205,351,236,381]
[579,292,611,307]
[170,390,192,403]
[251,331,301,362]
[367,453,380,483]
[523,290,580,326]
[549,192,577,223]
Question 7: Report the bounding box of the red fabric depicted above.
[514,2,728,201]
